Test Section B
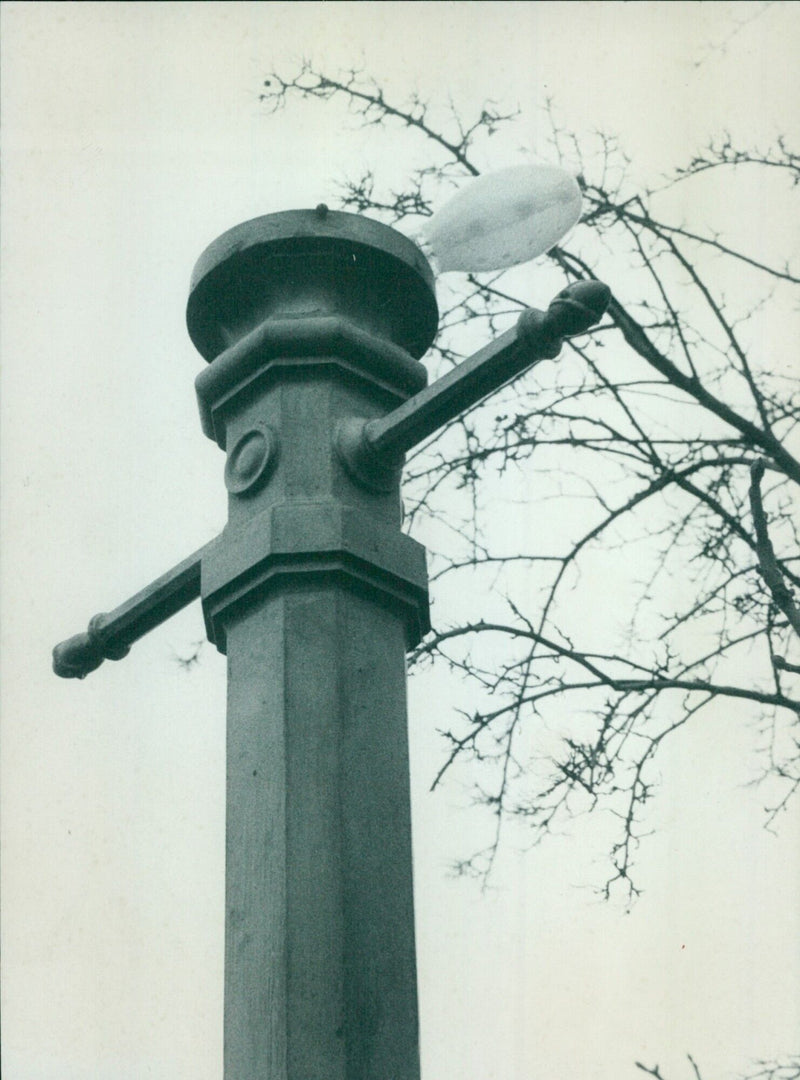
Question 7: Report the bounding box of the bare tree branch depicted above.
[261,62,800,908]
[750,459,800,636]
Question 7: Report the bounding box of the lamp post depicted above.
[53,202,609,1080]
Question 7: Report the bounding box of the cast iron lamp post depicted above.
[53,199,609,1080]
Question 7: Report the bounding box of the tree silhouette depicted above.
[262,64,800,904]
[637,1055,800,1080]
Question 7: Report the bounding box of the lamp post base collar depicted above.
[201,501,430,651]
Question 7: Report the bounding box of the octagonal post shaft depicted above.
[188,209,437,1080]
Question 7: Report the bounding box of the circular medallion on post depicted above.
[224,426,277,495]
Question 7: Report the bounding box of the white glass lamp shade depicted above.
[421,164,582,273]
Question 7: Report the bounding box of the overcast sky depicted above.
[2,4,799,1079]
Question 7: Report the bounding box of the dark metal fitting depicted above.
[515,308,562,360]
[52,542,209,680]
[52,613,130,679]
[335,416,403,494]
[540,280,612,340]
[88,613,132,661]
